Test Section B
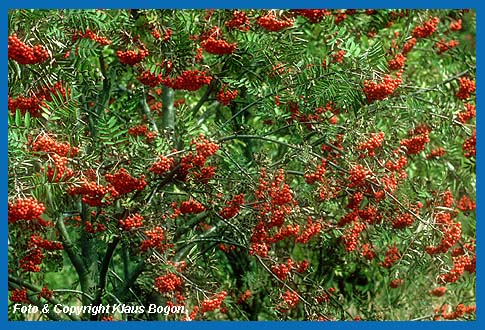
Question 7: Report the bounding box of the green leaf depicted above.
[24,111,31,129]
[15,108,21,126]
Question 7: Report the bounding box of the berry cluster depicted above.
[257,12,294,32]
[140,226,164,252]
[441,189,454,207]
[462,130,476,158]
[85,221,106,234]
[436,39,459,54]
[162,29,172,42]
[37,286,54,300]
[457,103,476,123]
[128,124,157,142]
[449,19,462,31]
[8,197,46,224]
[9,288,30,303]
[192,165,217,184]
[363,70,402,103]
[457,195,476,212]
[201,36,237,55]
[357,132,385,157]
[166,70,212,91]
[361,243,376,260]
[9,81,69,117]
[137,70,164,87]
[201,291,227,313]
[411,17,439,38]
[32,133,79,157]
[347,164,371,188]
[151,29,161,40]
[216,86,238,105]
[20,247,44,272]
[149,155,175,175]
[388,53,406,70]
[341,220,366,251]
[304,159,327,184]
[191,134,220,166]
[236,290,252,304]
[72,28,111,45]
[105,168,147,195]
[456,77,476,100]
[425,213,461,255]
[390,279,404,288]
[292,9,330,23]
[67,180,119,206]
[8,34,49,64]
[117,48,149,66]
[392,212,415,229]
[295,217,322,243]
[271,262,291,281]
[346,192,364,210]
[118,213,143,231]
[194,47,203,62]
[436,304,475,320]
[179,199,206,214]
[429,286,446,297]
[427,147,446,159]
[402,37,417,55]
[154,273,183,293]
[440,255,473,283]
[380,243,400,268]
[400,131,430,155]
[334,12,347,24]
[281,290,299,309]
[219,193,244,219]
[225,11,251,31]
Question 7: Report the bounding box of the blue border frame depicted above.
[3,1,480,329]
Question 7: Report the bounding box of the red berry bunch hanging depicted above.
[436,39,459,54]
[191,134,220,166]
[361,243,376,260]
[179,199,206,214]
[425,214,461,255]
[216,85,238,105]
[219,193,244,219]
[402,37,417,55]
[411,17,439,38]
[29,235,63,251]
[295,217,322,243]
[390,279,404,288]
[400,131,430,155]
[281,290,299,309]
[457,195,476,212]
[151,29,161,40]
[271,262,291,281]
[388,53,406,70]
[225,11,251,31]
[37,286,54,300]
[46,154,74,182]
[201,35,237,55]
[462,130,476,158]
[347,164,371,188]
[440,255,472,283]
[9,82,69,117]
[105,168,147,195]
[8,34,49,64]
[427,147,446,159]
[119,213,143,231]
[236,290,252,304]
[457,103,476,123]
[391,212,415,229]
[128,124,157,142]
[437,304,476,320]
[117,48,149,66]
[137,70,164,87]
[67,180,119,206]
[149,155,175,175]
[380,243,400,268]
[140,226,166,252]
[334,12,347,24]
[154,273,183,293]
[32,133,79,157]
[429,286,447,297]
[449,19,462,31]
[257,12,294,32]
[201,291,227,313]
[166,70,212,91]
[304,159,327,184]
[8,197,46,224]
[72,28,111,45]
[162,29,172,42]
[357,132,385,157]
[292,9,330,23]
[363,70,402,103]
[456,77,476,100]
[19,247,44,272]
[341,220,366,252]
[9,288,30,303]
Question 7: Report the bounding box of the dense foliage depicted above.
[8,9,476,321]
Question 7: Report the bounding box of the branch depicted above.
[55,216,87,278]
